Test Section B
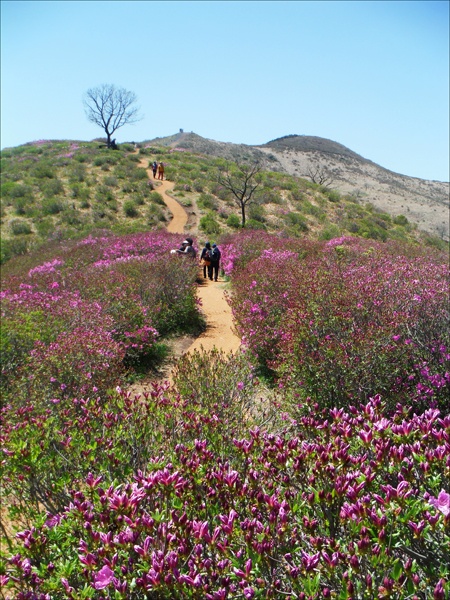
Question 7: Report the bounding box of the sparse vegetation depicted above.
[1,140,448,266]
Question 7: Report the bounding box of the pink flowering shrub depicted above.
[1,351,265,534]
[1,230,201,404]
[225,233,449,413]
[1,230,449,598]
[2,393,449,599]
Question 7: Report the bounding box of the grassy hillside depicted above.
[1,139,447,265]
[0,141,169,263]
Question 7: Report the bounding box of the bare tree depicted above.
[306,164,334,187]
[217,161,262,226]
[83,84,142,148]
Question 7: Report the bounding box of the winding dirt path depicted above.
[132,158,241,390]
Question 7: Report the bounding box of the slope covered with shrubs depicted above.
[0,141,169,264]
[1,227,449,599]
[2,139,446,266]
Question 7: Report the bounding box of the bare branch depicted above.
[306,164,334,187]
[217,161,262,226]
[83,84,142,147]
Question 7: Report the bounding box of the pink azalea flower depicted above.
[429,490,450,517]
[94,565,116,590]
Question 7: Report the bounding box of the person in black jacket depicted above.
[209,243,221,281]
[200,241,212,279]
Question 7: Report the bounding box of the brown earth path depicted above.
[131,159,241,390]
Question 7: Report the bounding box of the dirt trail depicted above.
[131,159,241,390]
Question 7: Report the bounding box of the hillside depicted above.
[2,141,449,598]
[146,132,450,241]
[1,136,448,264]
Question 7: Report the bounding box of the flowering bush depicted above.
[225,233,449,413]
[1,230,201,406]
[2,394,449,599]
[1,231,449,599]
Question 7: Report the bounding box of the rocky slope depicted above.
[145,132,449,240]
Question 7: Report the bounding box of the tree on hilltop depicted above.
[83,84,142,148]
[217,161,262,227]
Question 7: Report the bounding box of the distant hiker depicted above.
[157,162,165,180]
[209,243,221,281]
[200,241,212,279]
[152,161,158,178]
[172,237,196,258]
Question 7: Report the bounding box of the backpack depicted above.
[210,247,221,262]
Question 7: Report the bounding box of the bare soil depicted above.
[129,162,241,394]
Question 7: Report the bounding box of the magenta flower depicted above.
[429,490,450,517]
[94,565,116,590]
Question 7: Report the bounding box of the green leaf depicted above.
[391,559,402,581]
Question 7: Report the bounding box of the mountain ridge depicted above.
[144,132,449,240]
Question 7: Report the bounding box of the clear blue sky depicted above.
[1,0,449,181]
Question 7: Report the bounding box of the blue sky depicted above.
[1,0,449,181]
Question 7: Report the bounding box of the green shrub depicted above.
[257,189,283,204]
[69,183,90,203]
[290,187,307,202]
[358,218,388,241]
[323,188,341,202]
[227,213,241,228]
[32,162,55,179]
[149,191,165,205]
[284,211,309,231]
[394,214,409,226]
[200,212,221,235]
[74,153,90,163]
[245,218,266,230]
[301,201,326,221]
[10,219,32,235]
[103,175,118,187]
[123,200,139,217]
[248,204,266,223]
[94,151,119,167]
[131,167,148,181]
[95,186,115,203]
[146,204,165,225]
[2,182,33,199]
[12,197,30,216]
[319,224,341,240]
[197,193,217,210]
[0,237,29,263]
[41,178,64,198]
[68,163,87,183]
[35,218,55,238]
[60,209,85,228]
[41,198,65,215]
[133,193,146,206]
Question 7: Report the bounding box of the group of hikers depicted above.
[156,162,221,280]
[152,160,165,180]
[171,238,221,282]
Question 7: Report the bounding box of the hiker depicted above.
[200,241,212,279]
[157,162,165,180]
[152,161,158,178]
[209,243,221,282]
[173,237,196,258]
